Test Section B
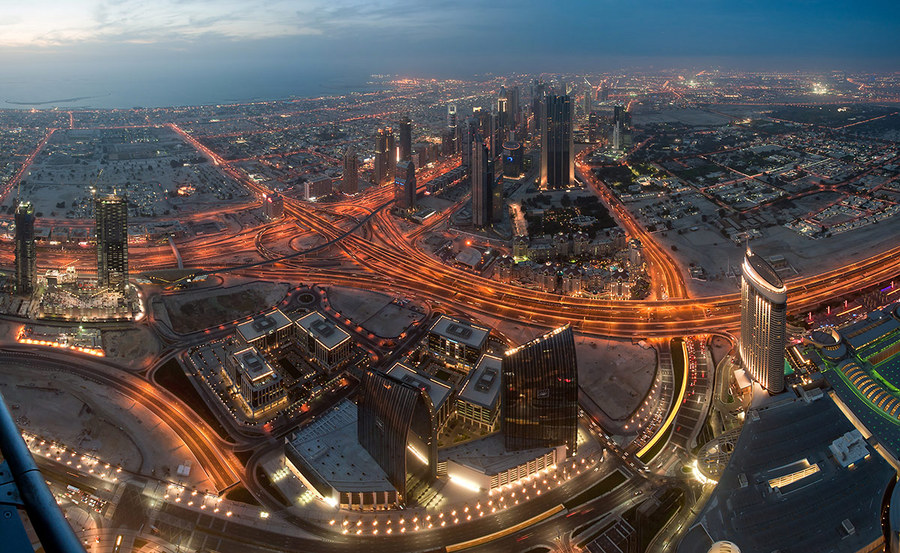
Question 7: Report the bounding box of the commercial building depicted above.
[427,315,491,371]
[295,311,352,373]
[95,193,128,290]
[374,127,395,186]
[226,347,286,419]
[439,434,565,492]
[398,115,412,162]
[471,135,492,228]
[740,250,787,393]
[502,140,523,177]
[236,308,294,352]
[342,146,359,194]
[394,160,416,211]
[14,201,36,296]
[539,94,573,189]
[357,369,436,506]
[304,176,332,200]
[285,400,399,510]
[502,325,578,454]
[263,191,283,219]
[461,117,476,168]
[457,354,502,431]
[386,362,454,432]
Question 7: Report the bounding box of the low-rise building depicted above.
[427,315,490,371]
[236,309,294,352]
[295,311,352,372]
[386,362,454,432]
[457,354,502,431]
[226,347,286,419]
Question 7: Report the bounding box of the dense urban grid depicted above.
[3,70,900,553]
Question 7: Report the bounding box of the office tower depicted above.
[471,136,491,228]
[14,201,36,296]
[447,105,458,154]
[539,94,574,189]
[394,160,416,211]
[612,121,622,151]
[502,325,578,454]
[489,109,502,156]
[357,369,436,505]
[95,193,128,290]
[582,92,592,116]
[508,86,520,127]
[502,139,523,176]
[461,117,476,168]
[374,127,394,186]
[263,191,283,219]
[398,115,412,162]
[342,146,359,194]
[497,90,509,130]
[740,250,787,394]
[441,129,455,157]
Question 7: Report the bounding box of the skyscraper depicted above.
[502,325,578,454]
[394,160,416,211]
[471,135,491,228]
[540,94,574,189]
[497,91,509,131]
[491,161,504,222]
[342,146,359,194]
[508,85,520,128]
[740,250,787,394]
[95,193,128,290]
[447,105,458,154]
[374,127,395,186]
[14,201,36,296]
[357,369,436,505]
[398,115,412,162]
[461,117,476,168]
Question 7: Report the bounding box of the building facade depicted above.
[502,325,578,454]
[295,311,352,372]
[374,127,395,186]
[394,160,416,211]
[740,250,787,393]
[342,146,359,194]
[457,354,502,431]
[539,94,574,189]
[236,309,294,352]
[427,315,491,371]
[14,202,36,296]
[95,193,128,290]
[263,191,283,219]
[226,347,286,418]
[357,369,436,505]
[471,136,492,228]
[398,115,412,162]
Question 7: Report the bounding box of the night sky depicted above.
[2,1,898,77]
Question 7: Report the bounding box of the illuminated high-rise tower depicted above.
[461,117,476,168]
[342,146,359,194]
[447,105,458,154]
[539,94,574,189]
[394,160,416,211]
[95,193,128,290]
[14,201,36,296]
[398,115,412,162]
[502,325,578,454]
[740,250,787,393]
[471,135,491,228]
[374,127,395,186]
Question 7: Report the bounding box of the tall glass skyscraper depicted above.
[502,325,578,454]
[539,94,573,189]
[471,135,492,228]
[394,160,416,211]
[740,250,787,393]
[342,146,359,194]
[14,201,36,296]
[374,127,395,186]
[95,194,128,290]
[357,369,436,505]
[398,115,412,162]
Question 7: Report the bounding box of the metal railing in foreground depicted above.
[0,389,87,553]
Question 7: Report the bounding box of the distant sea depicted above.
[1,68,383,110]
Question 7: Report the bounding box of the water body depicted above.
[1,66,382,110]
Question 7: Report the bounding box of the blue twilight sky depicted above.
[1,1,898,87]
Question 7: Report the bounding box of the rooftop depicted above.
[458,355,502,410]
[439,433,558,476]
[744,250,785,291]
[385,362,453,412]
[236,309,292,343]
[428,315,490,350]
[296,311,351,350]
[285,400,394,493]
[231,347,278,385]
